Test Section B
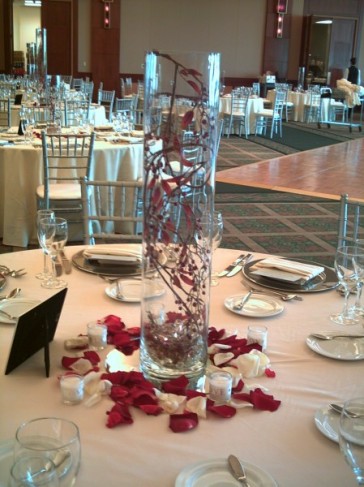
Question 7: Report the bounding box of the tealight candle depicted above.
[208,371,232,403]
[60,374,84,405]
[247,325,268,351]
[87,322,108,350]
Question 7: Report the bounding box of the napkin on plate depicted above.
[108,135,143,144]
[83,244,142,265]
[250,257,324,284]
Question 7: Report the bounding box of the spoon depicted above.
[0,288,21,301]
[310,333,364,340]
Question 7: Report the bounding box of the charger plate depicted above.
[242,258,338,293]
[175,458,277,487]
[306,334,364,360]
[72,250,142,277]
[314,406,339,443]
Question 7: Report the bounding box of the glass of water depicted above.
[339,397,364,485]
[13,417,81,487]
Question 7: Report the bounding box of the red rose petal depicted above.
[207,403,237,418]
[163,375,189,395]
[138,404,163,415]
[106,403,133,428]
[249,388,281,412]
[265,368,276,378]
[169,412,198,433]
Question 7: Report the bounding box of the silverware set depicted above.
[218,253,253,278]
[0,266,27,278]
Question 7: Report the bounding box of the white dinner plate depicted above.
[105,280,165,303]
[306,333,364,361]
[224,293,284,318]
[314,406,339,443]
[0,299,40,324]
[175,458,277,487]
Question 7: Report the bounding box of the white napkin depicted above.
[131,130,144,137]
[250,257,324,284]
[107,135,143,144]
[94,124,113,132]
[83,244,142,265]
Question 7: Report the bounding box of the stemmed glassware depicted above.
[38,217,68,289]
[330,245,364,326]
[211,211,224,286]
[36,210,55,280]
[339,397,364,485]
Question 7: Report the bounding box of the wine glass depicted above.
[38,217,68,289]
[36,210,55,280]
[330,245,364,326]
[339,397,364,485]
[211,211,224,286]
[13,417,80,487]
[352,254,364,318]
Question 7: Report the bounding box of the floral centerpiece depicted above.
[140,50,221,388]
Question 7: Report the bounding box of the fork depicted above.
[7,269,27,278]
[247,286,303,301]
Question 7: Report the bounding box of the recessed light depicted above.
[315,19,332,24]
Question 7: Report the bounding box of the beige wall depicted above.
[13,4,40,58]
[118,0,267,78]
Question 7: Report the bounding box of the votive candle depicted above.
[60,374,84,405]
[208,371,232,403]
[87,322,107,350]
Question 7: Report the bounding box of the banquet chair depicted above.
[114,97,134,116]
[304,91,321,123]
[97,89,115,121]
[120,77,133,97]
[27,105,54,124]
[36,131,96,234]
[72,78,84,91]
[82,81,94,102]
[64,98,91,127]
[223,90,249,138]
[80,177,143,244]
[254,89,285,138]
[0,97,11,128]
[337,194,364,248]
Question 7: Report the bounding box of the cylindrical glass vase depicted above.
[140,50,221,389]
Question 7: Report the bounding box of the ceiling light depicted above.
[24,1,42,6]
[315,19,332,24]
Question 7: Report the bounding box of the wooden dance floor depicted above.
[216,137,364,202]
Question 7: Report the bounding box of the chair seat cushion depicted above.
[36,183,81,200]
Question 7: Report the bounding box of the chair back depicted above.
[114,97,133,114]
[273,90,286,118]
[338,194,364,248]
[0,97,11,128]
[64,98,91,127]
[72,78,84,91]
[80,177,143,244]
[40,131,95,209]
[82,81,94,102]
[97,89,115,121]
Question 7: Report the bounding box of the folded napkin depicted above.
[83,244,142,265]
[250,257,324,284]
[108,135,143,144]
[94,124,113,132]
[131,130,144,137]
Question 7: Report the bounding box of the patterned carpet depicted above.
[1,120,363,267]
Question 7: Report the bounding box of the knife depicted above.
[59,250,72,274]
[226,253,253,277]
[228,454,250,486]
[218,254,246,278]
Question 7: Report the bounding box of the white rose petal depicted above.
[214,352,234,366]
[186,396,207,418]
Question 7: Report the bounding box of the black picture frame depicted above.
[4,288,68,377]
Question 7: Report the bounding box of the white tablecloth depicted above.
[0,246,360,486]
[10,104,107,128]
[220,96,264,134]
[0,140,144,247]
[266,90,332,122]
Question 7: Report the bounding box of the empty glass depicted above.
[330,245,364,325]
[36,210,55,280]
[14,417,81,487]
[339,397,364,485]
[211,211,224,286]
[38,217,68,289]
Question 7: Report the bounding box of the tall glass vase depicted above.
[140,50,221,389]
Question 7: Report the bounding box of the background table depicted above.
[220,95,264,134]
[0,140,144,247]
[0,246,361,486]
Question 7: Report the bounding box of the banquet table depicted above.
[0,137,144,248]
[0,245,362,486]
[220,95,264,134]
[266,90,332,122]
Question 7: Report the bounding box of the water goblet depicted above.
[210,211,224,286]
[13,417,81,487]
[9,454,59,487]
[339,397,364,485]
[330,245,364,326]
[35,210,55,280]
[38,217,68,289]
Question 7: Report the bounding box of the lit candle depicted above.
[87,322,107,350]
[60,375,84,404]
[208,371,232,403]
